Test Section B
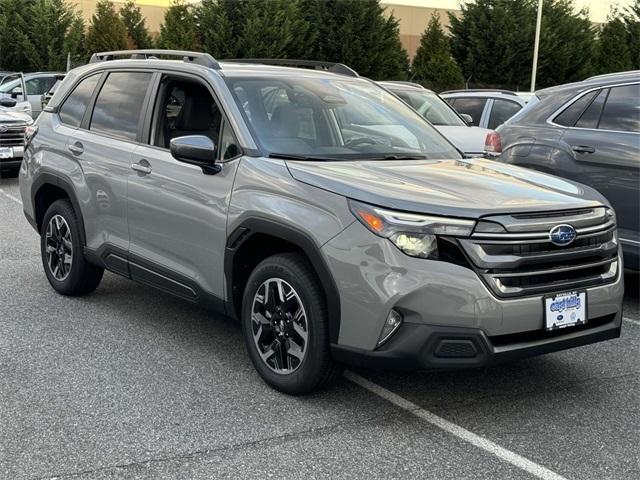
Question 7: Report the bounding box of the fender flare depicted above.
[31,172,87,245]
[225,217,342,344]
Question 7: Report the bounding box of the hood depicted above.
[0,107,31,124]
[286,158,606,219]
[434,125,491,155]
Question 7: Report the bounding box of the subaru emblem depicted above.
[549,224,576,246]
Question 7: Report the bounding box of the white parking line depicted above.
[624,317,640,327]
[344,370,568,480]
[0,187,22,205]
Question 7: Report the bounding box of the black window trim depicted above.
[139,69,243,162]
[547,81,640,135]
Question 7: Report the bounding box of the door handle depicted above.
[67,142,84,155]
[572,145,595,154]
[131,161,152,175]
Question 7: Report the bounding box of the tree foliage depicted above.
[199,0,314,59]
[120,0,153,49]
[0,0,85,71]
[310,0,409,79]
[622,0,640,69]
[157,0,198,50]
[449,0,595,90]
[595,14,632,74]
[412,13,463,91]
[86,0,128,54]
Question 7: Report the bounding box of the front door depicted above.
[127,74,241,301]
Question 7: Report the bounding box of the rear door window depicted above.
[90,72,152,141]
[574,89,607,129]
[598,84,640,132]
[449,97,486,126]
[487,99,521,129]
[58,74,101,127]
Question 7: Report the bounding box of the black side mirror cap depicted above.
[170,135,221,175]
[0,98,17,108]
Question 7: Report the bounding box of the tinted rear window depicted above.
[90,72,152,141]
[58,74,101,128]
[553,90,599,127]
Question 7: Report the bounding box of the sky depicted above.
[381,0,633,23]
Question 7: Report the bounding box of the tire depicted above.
[40,199,104,296]
[241,252,342,395]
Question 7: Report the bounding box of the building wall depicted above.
[75,0,168,36]
[380,3,461,60]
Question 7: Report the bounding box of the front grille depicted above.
[459,207,619,298]
[0,124,27,147]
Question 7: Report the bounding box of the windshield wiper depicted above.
[269,153,333,161]
[379,154,427,160]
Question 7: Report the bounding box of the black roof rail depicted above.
[441,88,517,96]
[89,49,221,69]
[223,58,358,77]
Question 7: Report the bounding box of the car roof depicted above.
[440,90,527,104]
[377,81,436,94]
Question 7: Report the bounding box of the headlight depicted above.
[348,199,476,259]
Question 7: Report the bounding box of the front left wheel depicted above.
[241,253,342,395]
[40,199,104,296]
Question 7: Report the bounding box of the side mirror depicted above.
[10,87,22,99]
[0,98,17,108]
[460,113,473,125]
[170,135,220,175]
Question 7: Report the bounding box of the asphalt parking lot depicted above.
[1,176,639,480]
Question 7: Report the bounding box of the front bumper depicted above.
[323,222,624,364]
[0,146,24,170]
[332,311,621,370]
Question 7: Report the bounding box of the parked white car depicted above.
[0,97,33,174]
[0,72,65,118]
[380,82,492,156]
[441,89,528,130]
[0,73,31,117]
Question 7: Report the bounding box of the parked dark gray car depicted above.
[494,71,640,270]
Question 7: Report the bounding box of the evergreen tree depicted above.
[198,0,314,59]
[64,14,87,68]
[622,0,640,69]
[120,0,153,49]
[595,14,632,74]
[313,0,409,79]
[412,13,463,91]
[158,0,199,50]
[86,0,128,54]
[0,0,85,72]
[449,0,596,90]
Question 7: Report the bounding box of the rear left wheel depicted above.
[41,199,104,296]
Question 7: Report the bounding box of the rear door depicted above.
[66,70,153,259]
[559,83,640,243]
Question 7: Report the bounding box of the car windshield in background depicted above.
[225,76,461,160]
[392,89,466,127]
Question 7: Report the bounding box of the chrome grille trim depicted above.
[460,209,619,298]
[0,123,27,148]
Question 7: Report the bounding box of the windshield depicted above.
[0,76,20,92]
[224,76,460,160]
[391,89,466,127]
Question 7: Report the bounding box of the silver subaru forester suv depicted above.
[19,50,624,394]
